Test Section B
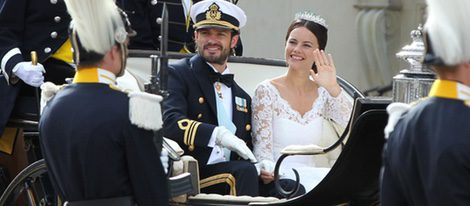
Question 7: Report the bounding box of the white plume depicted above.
[425,0,470,65]
[65,0,124,55]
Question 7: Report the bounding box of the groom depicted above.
[162,0,258,196]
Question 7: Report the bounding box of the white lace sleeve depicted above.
[322,88,354,128]
[251,82,276,162]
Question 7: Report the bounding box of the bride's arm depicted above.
[323,88,354,128]
[252,83,276,183]
[251,83,276,164]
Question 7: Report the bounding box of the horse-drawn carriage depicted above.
[0,49,391,206]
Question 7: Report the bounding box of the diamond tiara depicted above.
[295,11,328,29]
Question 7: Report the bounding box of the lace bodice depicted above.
[252,80,353,164]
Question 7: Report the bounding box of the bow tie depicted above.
[209,73,234,87]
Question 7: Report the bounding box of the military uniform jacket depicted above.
[381,97,470,206]
[163,55,252,166]
[0,0,70,78]
[0,0,70,135]
[39,83,168,206]
[117,0,199,51]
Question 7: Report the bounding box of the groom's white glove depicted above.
[214,126,257,163]
[12,61,45,87]
[255,159,275,175]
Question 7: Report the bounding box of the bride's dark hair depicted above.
[285,18,328,51]
[285,16,328,72]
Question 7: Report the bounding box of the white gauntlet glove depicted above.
[214,126,257,163]
[12,61,45,87]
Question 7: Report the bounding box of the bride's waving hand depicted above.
[311,49,341,97]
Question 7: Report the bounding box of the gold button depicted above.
[189,145,194,151]
[198,97,204,104]
[245,124,251,131]
[197,113,203,119]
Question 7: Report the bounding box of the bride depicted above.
[252,11,353,194]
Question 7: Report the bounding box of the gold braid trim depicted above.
[177,119,201,151]
[200,173,237,196]
[194,20,239,31]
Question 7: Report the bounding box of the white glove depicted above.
[160,149,169,174]
[40,82,62,114]
[214,126,257,163]
[255,159,275,175]
[12,61,45,87]
[384,102,411,139]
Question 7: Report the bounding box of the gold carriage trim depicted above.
[200,173,237,196]
[0,128,19,155]
[177,119,201,151]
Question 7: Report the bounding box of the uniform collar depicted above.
[429,79,470,106]
[206,62,232,74]
[72,67,117,85]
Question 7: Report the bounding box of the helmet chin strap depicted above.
[70,28,81,66]
[117,42,128,77]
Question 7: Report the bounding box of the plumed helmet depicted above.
[423,0,470,66]
[65,0,136,68]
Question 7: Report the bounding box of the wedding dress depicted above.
[252,80,353,192]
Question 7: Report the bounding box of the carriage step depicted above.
[169,172,197,197]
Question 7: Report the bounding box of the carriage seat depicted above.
[281,129,344,168]
[164,137,282,205]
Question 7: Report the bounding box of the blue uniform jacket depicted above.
[162,55,253,166]
[116,0,198,51]
[39,83,168,206]
[0,0,70,135]
[381,97,470,206]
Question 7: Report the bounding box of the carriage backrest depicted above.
[126,51,363,100]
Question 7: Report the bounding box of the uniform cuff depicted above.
[1,48,22,84]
